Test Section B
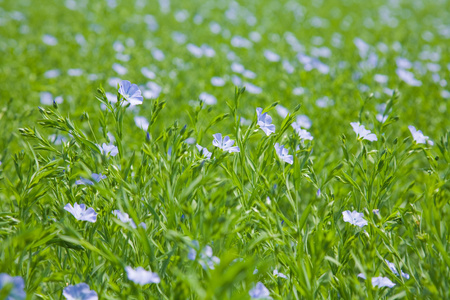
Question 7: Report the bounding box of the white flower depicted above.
[64,203,97,223]
[376,114,388,123]
[185,137,196,144]
[211,76,226,87]
[273,269,287,279]
[125,267,160,285]
[396,69,422,86]
[256,108,275,136]
[275,105,289,118]
[116,53,131,61]
[144,82,162,99]
[354,38,370,58]
[39,92,63,106]
[371,276,396,288]
[396,57,412,69]
[42,34,58,46]
[249,31,261,42]
[209,22,221,34]
[408,126,433,145]
[292,87,305,95]
[295,115,312,129]
[231,75,242,86]
[40,92,53,105]
[274,143,293,165]
[196,144,212,159]
[350,122,377,142]
[187,43,203,57]
[134,116,149,130]
[282,60,295,74]
[316,96,334,107]
[249,282,271,299]
[212,133,240,153]
[108,77,122,88]
[311,46,332,58]
[99,143,119,157]
[231,36,252,48]
[141,67,155,79]
[244,82,262,94]
[264,50,280,62]
[118,80,143,105]
[374,74,388,84]
[105,92,117,103]
[112,63,128,75]
[342,210,368,228]
[199,92,217,105]
[152,48,165,61]
[68,69,83,77]
[113,41,125,52]
[44,69,61,78]
[243,70,256,79]
[201,44,215,57]
[231,62,245,73]
[144,14,159,31]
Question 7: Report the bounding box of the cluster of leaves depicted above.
[0,84,449,299]
[0,0,449,298]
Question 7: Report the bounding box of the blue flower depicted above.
[342,210,368,228]
[125,267,160,285]
[112,210,145,229]
[292,124,313,141]
[91,173,106,182]
[256,108,275,136]
[249,282,271,299]
[371,276,395,288]
[113,210,137,228]
[118,80,143,105]
[188,241,220,270]
[64,203,97,223]
[408,125,433,145]
[274,143,293,165]
[99,143,119,157]
[385,259,410,280]
[196,144,212,159]
[63,283,98,300]
[75,177,94,185]
[0,273,26,300]
[357,273,366,279]
[273,269,287,279]
[350,122,377,142]
[212,133,240,153]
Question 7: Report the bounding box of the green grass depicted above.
[0,0,449,299]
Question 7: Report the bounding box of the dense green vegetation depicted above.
[0,0,449,298]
